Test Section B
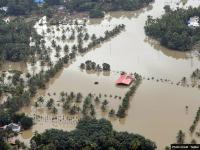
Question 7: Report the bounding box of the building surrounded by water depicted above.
[188,16,200,28]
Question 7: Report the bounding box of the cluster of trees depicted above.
[176,130,185,144]
[67,0,154,18]
[78,24,125,53]
[0,18,33,61]
[0,71,33,150]
[191,68,200,80]
[82,94,96,117]
[0,72,33,130]
[0,0,61,16]
[145,6,200,51]
[44,0,63,6]
[80,60,111,71]
[31,117,156,150]
[1,0,37,16]
[0,111,33,130]
[61,92,82,115]
[0,71,31,112]
[189,107,200,133]
[35,92,121,117]
[117,73,142,118]
[0,0,62,17]
[35,91,83,115]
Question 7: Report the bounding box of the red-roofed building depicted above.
[116,73,134,85]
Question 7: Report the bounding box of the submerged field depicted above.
[1,0,200,149]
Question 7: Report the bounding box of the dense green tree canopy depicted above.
[68,0,153,11]
[6,0,37,16]
[31,117,156,150]
[44,0,63,5]
[144,6,200,51]
[0,0,153,18]
[0,131,10,150]
[0,18,32,61]
[67,0,154,18]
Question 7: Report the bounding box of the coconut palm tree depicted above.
[64,44,69,53]
[103,100,108,106]
[76,92,82,103]
[109,109,115,117]
[95,97,100,103]
[62,34,66,41]
[37,97,44,105]
[90,104,95,117]
[191,139,197,144]
[60,91,65,99]
[176,130,185,144]
[84,33,89,41]
[63,101,70,111]
[47,98,54,110]
[35,102,39,108]
[52,106,58,114]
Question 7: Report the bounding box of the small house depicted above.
[4,123,21,132]
[188,16,200,28]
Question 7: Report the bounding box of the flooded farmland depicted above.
[12,0,200,149]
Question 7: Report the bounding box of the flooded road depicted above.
[17,0,200,149]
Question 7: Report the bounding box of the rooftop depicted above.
[116,73,134,85]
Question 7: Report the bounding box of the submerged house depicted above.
[116,73,134,85]
[188,16,200,28]
[2,123,21,132]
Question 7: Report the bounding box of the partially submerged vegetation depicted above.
[145,6,200,51]
[31,117,156,150]
[117,73,142,118]
[0,16,129,149]
[189,107,200,133]
[80,60,111,72]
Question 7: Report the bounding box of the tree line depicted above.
[0,0,153,18]
[117,73,142,118]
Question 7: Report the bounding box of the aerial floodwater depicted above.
[14,0,200,149]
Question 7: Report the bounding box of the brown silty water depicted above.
[7,0,200,149]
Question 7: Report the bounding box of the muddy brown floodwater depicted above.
[17,0,200,149]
